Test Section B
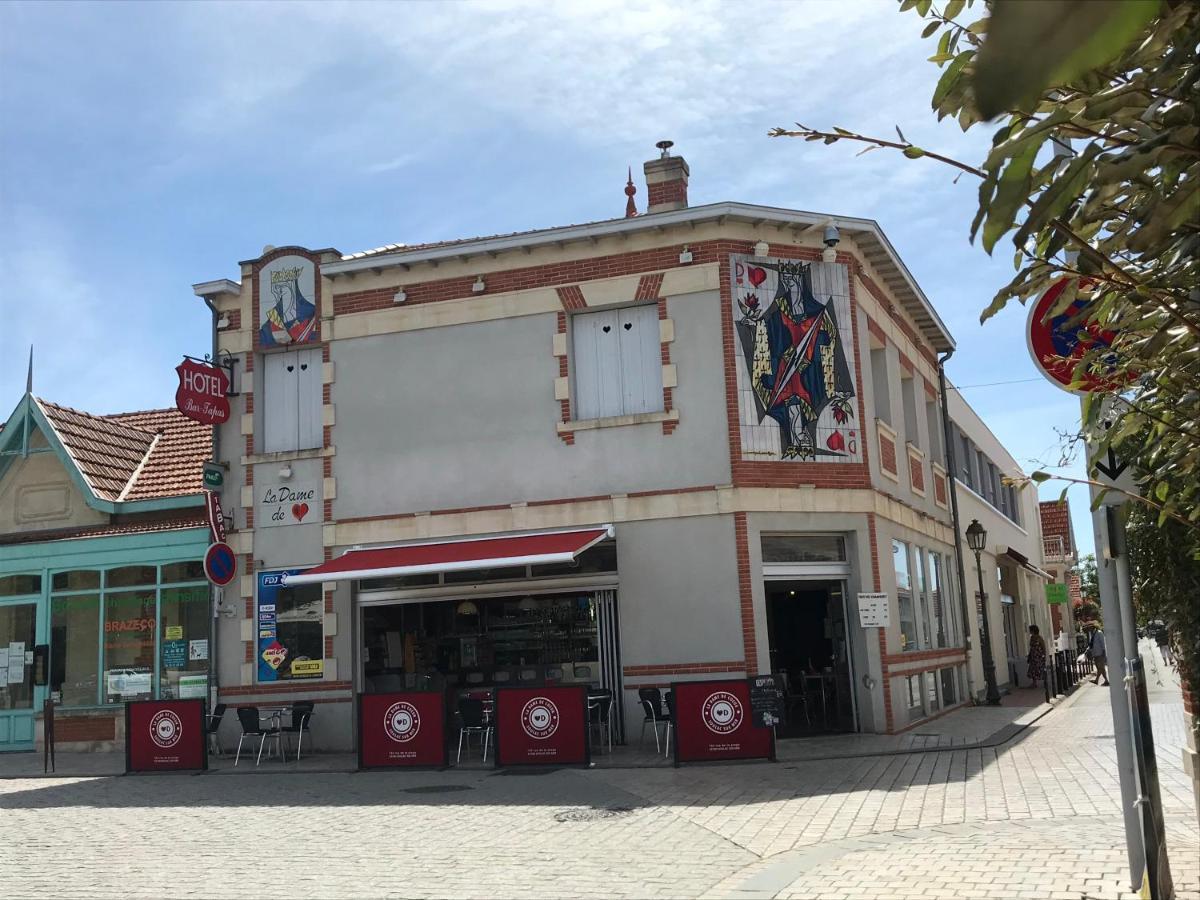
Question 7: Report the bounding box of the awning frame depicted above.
[1000,546,1054,582]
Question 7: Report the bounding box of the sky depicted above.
[0,0,1095,555]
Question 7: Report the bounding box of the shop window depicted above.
[102,591,156,704]
[443,565,526,585]
[52,570,100,591]
[106,566,157,588]
[161,561,205,583]
[925,670,940,712]
[158,586,211,700]
[870,348,891,425]
[929,551,953,649]
[51,594,100,707]
[893,539,918,652]
[262,347,323,453]
[259,581,323,682]
[761,534,846,563]
[0,574,41,596]
[571,304,663,420]
[940,666,958,706]
[0,603,36,711]
[905,674,923,717]
[915,547,933,649]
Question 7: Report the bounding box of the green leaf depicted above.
[1155,481,1170,502]
[932,51,972,109]
[938,29,951,55]
[1031,470,1053,483]
[970,169,1000,243]
[1012,142,1102,247]
[944,0,965,19]
[982,139,1039,253]
[972,0,1160,120]
[915,0,931,15]
[922,20,940,38]
[902,146,927,158]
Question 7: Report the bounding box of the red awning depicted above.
[282,525,614,586]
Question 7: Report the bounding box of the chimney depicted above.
[643,140,688,214]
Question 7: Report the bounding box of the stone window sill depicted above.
[557,409,679,435]
[241,446,335,466]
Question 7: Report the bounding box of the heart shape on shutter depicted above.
[286,365,294,372]
[300,363,308,371]
[623,322,632,330]
[748,266,767,287]
[291,502,309,522]
[602,325,611,333]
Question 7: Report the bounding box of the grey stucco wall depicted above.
[331,289,731,518]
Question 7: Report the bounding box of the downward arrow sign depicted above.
[1094,448,1129,481]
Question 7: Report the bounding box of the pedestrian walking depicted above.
[1027,625,1047,688]
[1085,623,1110,686]
[1154,624,1176,668]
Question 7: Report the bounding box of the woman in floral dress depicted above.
[1027,624,1048,688]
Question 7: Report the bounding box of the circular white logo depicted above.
[520,697,560,740]
[701,691,743,735]
[383,701,421,743]
[150,710,183,748]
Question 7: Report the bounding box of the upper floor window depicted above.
[925,398,944,465]
[572,305,662,420]
[262,348,322,453]
[870,348,891,425]
[901,375,919,448]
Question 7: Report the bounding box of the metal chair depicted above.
[206,703,227,756]
[234,706,282,766]
[663,690,675,756]
[638,687,670,753]
[587,689,613,753]
[457,698,493,764]
[280,701,314,761]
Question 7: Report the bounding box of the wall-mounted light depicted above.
[752,240,769,259]
[678,245,693,264]
[456,600,480,616]
[278,464,293,480]
[216,314,231,330]
[393,289,407,304]
[822,221,841,262]
[472,276,486,294]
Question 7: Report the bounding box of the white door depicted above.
[617,305,663,415]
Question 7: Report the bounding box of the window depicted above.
[102,590,155,703]
[940,666,959,706]
[901,375,919,448]
[915,548,933,649]
[262,347,322,452]
[571,305,662,419]
[761,534,847,563]
[925,670,940,712]
[905,674,923,719]
[871,348,891,424]
[0,574,41,596]
[925,399,943,465]
[956,428,973,489]
[259,581,323,682]
[158,586,211,700]
[893,539,918,652]
[51,594,100,708]
[929,551,953,648]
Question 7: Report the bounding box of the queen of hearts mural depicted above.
[734,259,857,460]
[259,258,318,347]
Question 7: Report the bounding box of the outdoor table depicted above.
[258,705,290,761]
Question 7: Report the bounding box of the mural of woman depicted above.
[735,261,855,459]
[260,263,317,347]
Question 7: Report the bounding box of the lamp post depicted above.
[965,519,1002,706]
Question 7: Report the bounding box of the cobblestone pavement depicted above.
[0,645,1195,899]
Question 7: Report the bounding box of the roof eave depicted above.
[192,279,242,298]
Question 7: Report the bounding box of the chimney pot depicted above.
[644,141,689,214]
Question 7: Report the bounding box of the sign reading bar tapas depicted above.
[494,685,589,768]
[175,359,231,426]
[672,678,774,766]
[125,698,207,773]
[358,691,448,769]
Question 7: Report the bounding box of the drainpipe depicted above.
[938,351,978,703]
[202,296,221,705]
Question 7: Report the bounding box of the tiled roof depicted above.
[35,400,209,503]
[1039,500,1073,546]
[339,220,611,261]
[0,513,208,546]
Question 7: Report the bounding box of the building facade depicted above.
[191,147,979,751]
[0,394,210,751]
[1039,498,1081,647]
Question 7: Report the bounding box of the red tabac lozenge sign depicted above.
[126,699,207,773]
[175,359,231,426]
[358,692,448,769]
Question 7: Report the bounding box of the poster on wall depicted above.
[730,257,861,463]
[258,254,318,347]
[257,481,319,528]
[257,570,323,682]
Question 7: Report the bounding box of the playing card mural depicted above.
[731,257,861,462]
[259,254,318,348]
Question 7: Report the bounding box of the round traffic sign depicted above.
[1026,278,1126,395]
[204,541,238,586]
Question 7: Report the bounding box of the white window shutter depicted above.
[296,347,323,450]
[617,305,663,415]
[572,311,602,420]
[592,310,624,418]
[262,352,299,452]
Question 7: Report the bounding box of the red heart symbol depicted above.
[292,502,309,522]
[826,430,846,452]
[748,266,767,287]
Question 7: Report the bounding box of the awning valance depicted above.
[282,525,614,586]
[1001,547,1053,581]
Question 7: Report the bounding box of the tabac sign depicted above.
[175,359,231,426]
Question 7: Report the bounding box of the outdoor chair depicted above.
[234,706,282,767]
[663,690,675,756]
[638,687,670,753]
[280,701,314,761]
[206,703,227,756]
[587,688,613,753]
[457,698,493,764]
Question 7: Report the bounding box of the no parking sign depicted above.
[204,542,237,586]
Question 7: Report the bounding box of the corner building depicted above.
[195,148,971,750]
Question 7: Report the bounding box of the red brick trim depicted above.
[855,267,938,367]
[635,272,665,301]
[865,314,888,345]
[556,285,586,310]
[219,681,354,697]
[555,310,573,443]
[623,661,748,676]
[882,648,967,670]
[909,451,926,494]
[249,246,326,353]
[898,351,914,375]
[734,511,758,673]
[933,472,948,507]
[879,432,898,477]
[50,714,117,742]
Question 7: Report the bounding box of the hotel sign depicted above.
[175,359,231,426]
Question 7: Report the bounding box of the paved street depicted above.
[1,647,1196,900]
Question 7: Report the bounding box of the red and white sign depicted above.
[494,686,589,767]
[205,491,226,543]
[672,679,774,765]
[126,699,207,772]
[203,541,237,587]
[175,359,231,425]
[1026,279,1127,395]
[358,692,447,768]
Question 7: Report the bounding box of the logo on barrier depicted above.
[383,701,421,743]
[150,710,184,748]
[520,697,560,740]
[701,691,743,735]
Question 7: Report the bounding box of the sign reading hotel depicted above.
[358,692,448,769]
[672,679,774,766]
[257,481,319,528]
[494,686,589,767]
[259,254,318,348]
[125,699,207,772]
[175,359,231,426]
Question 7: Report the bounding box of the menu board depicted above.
[748,674,782,728]
[358,691,448,769]
[672,679,775,766]
[856,592,890,628]
[126,699,207,772]
[493,685,589,768]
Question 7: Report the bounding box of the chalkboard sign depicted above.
[748,674,782,728]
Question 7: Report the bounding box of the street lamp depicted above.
[965,519,1002,706]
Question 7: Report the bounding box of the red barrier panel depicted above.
[358,692,448,769]
[494,685,589,767]
[672,679,775,766]
[125,699,207,773]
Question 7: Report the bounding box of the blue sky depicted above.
[0,0,1094,554]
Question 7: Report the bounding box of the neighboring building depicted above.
[193,143,975,749]
[947,389,1054,697]
[0,393,210,752]
[1039,498,1079,645]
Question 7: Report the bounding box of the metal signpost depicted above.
[1027,280,1173,899]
